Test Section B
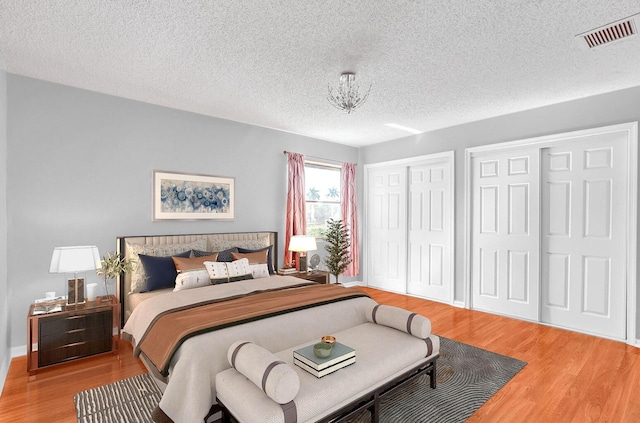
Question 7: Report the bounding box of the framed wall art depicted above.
[153,171,235,220]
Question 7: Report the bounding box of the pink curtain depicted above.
[284,152,306,266]
[341,162,359,276]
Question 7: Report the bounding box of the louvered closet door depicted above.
[367,165,407,292]
[541,134,627,339]
[406,159,453,302]
[471,149,540,321]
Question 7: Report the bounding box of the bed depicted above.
[118,231,439,423]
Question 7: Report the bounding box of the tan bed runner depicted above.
[136,284,369,376]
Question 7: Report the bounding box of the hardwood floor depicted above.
[0,342,147,422]
[1,287,639,422]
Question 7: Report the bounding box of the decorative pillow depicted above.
[231,250,268,264]
[365,304,432,339]
[172,253,218,273]
[204,258,253,284]
[127,239,207,293]
[174,269,211,291]
[193,248,238,262]
[227,340,300,404]
[208,237,270,253]
[138,251,191,292]
[248,263,270,279]
[237,245,274,274]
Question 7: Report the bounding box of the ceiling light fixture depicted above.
[327,72,371,114]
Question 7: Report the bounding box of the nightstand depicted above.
[294,270,330,284]
[27,295,120,373]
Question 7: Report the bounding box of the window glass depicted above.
[305,163,341,238]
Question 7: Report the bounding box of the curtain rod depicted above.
[283,150,343,168]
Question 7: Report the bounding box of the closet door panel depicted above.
[471,150,540,320]
[541,133,627,339]
[407,158,453,302]
[366,166,407,292]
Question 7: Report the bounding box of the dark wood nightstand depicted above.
[294,270,330,284]
[27,295,120,373]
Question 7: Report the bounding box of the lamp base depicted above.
[298,254,308,272]
[67,277,85,305]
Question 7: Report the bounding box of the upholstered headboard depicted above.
[116,231,278,326]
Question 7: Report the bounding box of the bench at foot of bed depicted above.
[216,322,440,423]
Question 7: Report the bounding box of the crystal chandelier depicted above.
[327,72,371,114]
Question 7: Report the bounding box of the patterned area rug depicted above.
[350,337,527,422]
[74,338,526,423]
[74,373,161,423]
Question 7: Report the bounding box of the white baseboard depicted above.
[0,352,9,397]
[453,300,466,308]
[341,280,365,287]
[11,345,26,358]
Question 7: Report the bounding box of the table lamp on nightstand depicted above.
[288,235,317,272]
[49,246,101,305]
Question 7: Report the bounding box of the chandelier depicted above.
[327,72,371,114]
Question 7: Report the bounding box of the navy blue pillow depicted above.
[139,250,191,292]
[193,248,238,262]
[237,245,274,274]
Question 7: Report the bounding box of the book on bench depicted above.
[293,342,355,378]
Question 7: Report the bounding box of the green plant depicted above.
[323,218,352,284]
[96,252,134,296]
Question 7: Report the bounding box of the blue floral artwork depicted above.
[153,171,234,220]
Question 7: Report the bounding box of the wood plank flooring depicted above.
[1,287,639,422]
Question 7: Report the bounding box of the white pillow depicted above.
[204,258,251,283]
[365,303,432,339]
[249,263,270,279]
[174,269,211,291]
[227,340,300,404]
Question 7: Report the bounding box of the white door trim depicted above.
[364,151,455,304]
[464,122,637,346]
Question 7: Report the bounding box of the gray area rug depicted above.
[74,337,526,423]
[74,373,161,423]
[351,337,527,422]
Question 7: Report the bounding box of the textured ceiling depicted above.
[0,1,639,147]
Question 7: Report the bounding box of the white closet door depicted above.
[541,134,627,339]
[366,165,407,292]
[471,150,540,320]
[407,158,453,302]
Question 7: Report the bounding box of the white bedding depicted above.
[122,276,376,423]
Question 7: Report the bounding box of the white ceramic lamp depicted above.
[49,246,101,305]
[288,236,317,272]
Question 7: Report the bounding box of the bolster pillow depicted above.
[365,304,432,339]
[227,341,300,404]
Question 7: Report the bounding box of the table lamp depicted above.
[49,246,101,305]
[288,236,317,272]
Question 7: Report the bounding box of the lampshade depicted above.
[288,235,317,253]
[49,246,102,274]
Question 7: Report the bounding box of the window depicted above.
[305,162,341,238]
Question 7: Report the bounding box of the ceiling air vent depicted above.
[576,13,639,49]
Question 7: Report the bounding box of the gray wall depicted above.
[359,85,640,340]
[6,74,358,349]
[0,57,8,393]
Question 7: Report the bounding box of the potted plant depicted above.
[323,218,352,284]
[96,252,134,298]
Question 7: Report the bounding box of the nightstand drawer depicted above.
[39,311,110,337]
[37,309,113,367]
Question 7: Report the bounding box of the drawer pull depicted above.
[67,315,86,320]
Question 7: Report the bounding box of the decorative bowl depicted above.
[321,335,336,344]
[313,342,333,358]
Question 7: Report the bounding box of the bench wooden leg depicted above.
[429,361,437,389]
